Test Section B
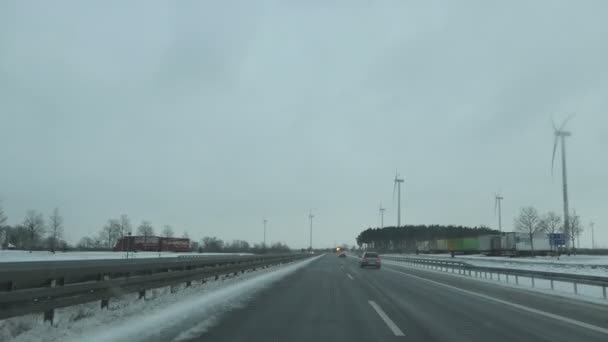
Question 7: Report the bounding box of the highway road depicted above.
[186,253,608,342]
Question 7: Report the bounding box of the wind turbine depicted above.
[379,204,386,229]
[552,117,573,248]
[393,172,404,227]
[494,193,504,232]
[308,211,314,250]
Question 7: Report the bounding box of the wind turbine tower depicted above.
[309,211,314,250]
[263,218,268,246]
[379,204,386,229]
[552,118,573,248]
[393,173,404,227]
[495,194,504,232]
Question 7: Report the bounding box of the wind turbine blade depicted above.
[559,114,574,131]
[551,136,558,175]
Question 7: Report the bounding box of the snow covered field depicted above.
[384,253,608,277]
[0,254,322,342]
[0,250,249,263]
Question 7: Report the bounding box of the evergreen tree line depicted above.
[356,225,499,252]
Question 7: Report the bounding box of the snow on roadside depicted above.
[0,250,249,262]
[381,259,608,304]
[390,253,608,265]
[383,254,608,277]
[0,254,322,342]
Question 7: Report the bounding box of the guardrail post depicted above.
[100,274,110,309]
[468,270,471,276]
[603,285,606,299]
[531,277,535,288]
[550,280,554,290]
[515,275,519,285]
[43,279,59,324]
[506,275,509,283]
[490,273,493,280]
[139,290,146,299]
[573,282,578,295]
[497,274,500,282]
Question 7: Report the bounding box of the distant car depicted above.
[338,252,346,258]
[359,252,381,269]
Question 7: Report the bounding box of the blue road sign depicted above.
[549,233,566,246]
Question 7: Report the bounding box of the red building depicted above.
[113,236,191,252]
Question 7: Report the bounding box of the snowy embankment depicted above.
[383,253,608,277]
[0,254,322,342]
[0,250,249,262]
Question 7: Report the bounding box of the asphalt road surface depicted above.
[191,253,608,342]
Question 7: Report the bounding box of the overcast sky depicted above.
[1,1,607,249]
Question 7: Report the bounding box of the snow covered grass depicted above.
[383,253,608,277]
[422,253,608,265]
[0,254,322,342]
[0,250,249,262]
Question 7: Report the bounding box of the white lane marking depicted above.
[347,273,354,280]
[384,267,608,336]
[368,300,405,336]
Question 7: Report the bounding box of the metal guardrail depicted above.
[382,255,608,300]
[0,253,309,322]
[410,254,608,270]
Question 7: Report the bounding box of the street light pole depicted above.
[263,219,268,246]
[309,212,314,250]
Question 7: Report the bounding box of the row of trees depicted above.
[0,205,66,253]
[77,216,188,249]
[197,236,291,254]
[514,207,584,252]
[356,225,498,252]
[1,203,291,254]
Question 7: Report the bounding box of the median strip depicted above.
[368,300,405,336]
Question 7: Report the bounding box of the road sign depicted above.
[549,233,566,246]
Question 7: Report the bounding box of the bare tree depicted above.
[137,221,155,241]
[23,210,45,252]
[119,214,132,238]
[538,211,562,252]
[77,236,95,249]
[514,207,543,256]
[161,225,174,238]
[48,208,64,253]
[539,211,562,234]
[201,236,224,252]
[0,203,6,227]
[0,202,7,248]
[101,219,121,248]
[569,210,583,250]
